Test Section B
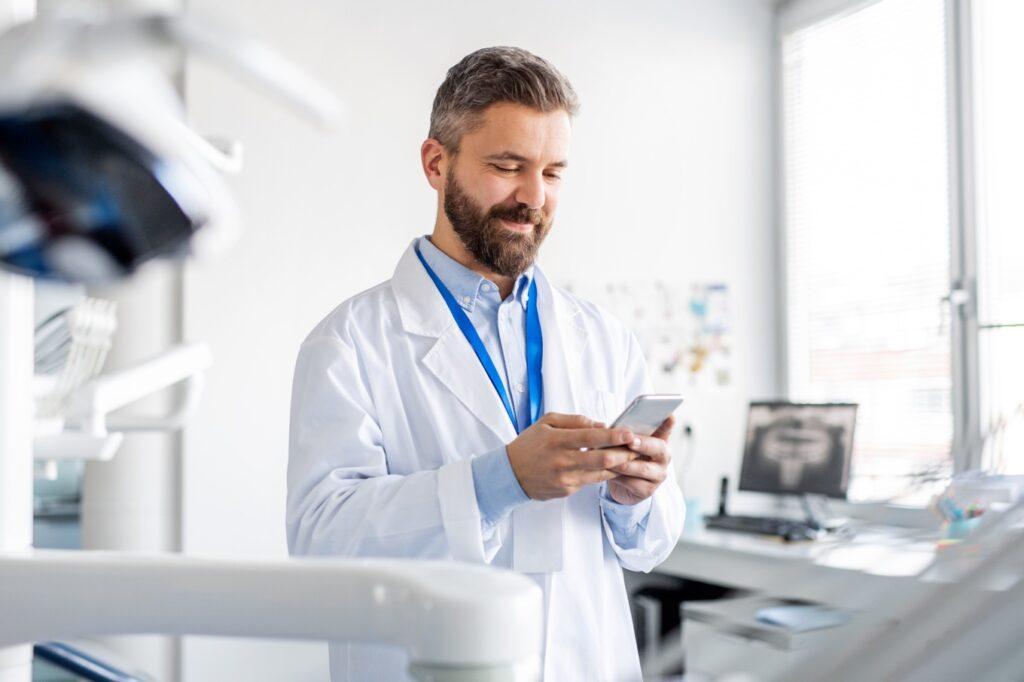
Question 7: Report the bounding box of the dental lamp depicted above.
[0,3,340,282]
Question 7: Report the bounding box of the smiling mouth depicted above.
[499,218,535,233]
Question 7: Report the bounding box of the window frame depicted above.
[773,0,986,512]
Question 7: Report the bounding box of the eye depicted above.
[492,165,519,174]
[544,172,563,181]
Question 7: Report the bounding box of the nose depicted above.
[514,172,545,211]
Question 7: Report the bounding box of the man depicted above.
[288,46,683,681]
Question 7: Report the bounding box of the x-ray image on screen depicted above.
[738,402,858,499]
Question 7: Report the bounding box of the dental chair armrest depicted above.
[0,552,543,680]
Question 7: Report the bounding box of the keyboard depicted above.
[704,514,819,541]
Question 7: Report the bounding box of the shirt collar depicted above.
[416,235,534,312]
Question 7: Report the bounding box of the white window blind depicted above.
[973,0,1024,473]
[782,0,952,502]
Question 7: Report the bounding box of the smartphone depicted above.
[609,393,684,436]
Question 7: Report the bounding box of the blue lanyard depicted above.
[415,246,543,433]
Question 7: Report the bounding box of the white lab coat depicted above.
[288,241,684,681]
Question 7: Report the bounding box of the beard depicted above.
[443,167,552,278]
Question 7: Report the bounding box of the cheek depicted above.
[476,174,517,208]
[543,188,560,215]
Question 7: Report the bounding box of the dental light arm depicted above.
[155,13,343,128]
[63,342,212,436]
[0,7,342,127]
[0,552,544,681]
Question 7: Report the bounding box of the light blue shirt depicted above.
[416,236,651,546]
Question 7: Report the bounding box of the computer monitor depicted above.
[738,401,858,499]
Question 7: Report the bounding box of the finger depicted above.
[573,464,618,485]
[560,427,637,450]
[575,446,638,471]
[609,459,667,482]
[651,414,676,441]
[543,412,602,430]
[610,475,659,498]
[627,435,669,463]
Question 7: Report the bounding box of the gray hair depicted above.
[429,46,579,152]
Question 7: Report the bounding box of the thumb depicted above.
[651,414,676,440]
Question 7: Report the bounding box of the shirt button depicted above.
[461,295,471,305]
[514,383,525,393]
[482,283,493,292]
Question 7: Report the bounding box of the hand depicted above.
[506,412,641,501]
[606,415,675,506]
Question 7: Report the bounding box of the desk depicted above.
[644,523,943,679]
[656,523,939,608]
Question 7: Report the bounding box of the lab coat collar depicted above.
[391,241,454,338]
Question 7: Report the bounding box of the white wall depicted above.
[182,0,777,678]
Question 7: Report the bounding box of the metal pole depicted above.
[0,272,34,682]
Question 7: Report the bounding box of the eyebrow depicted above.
[484,152,569,169]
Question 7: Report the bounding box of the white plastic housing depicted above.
[0,551,543,678]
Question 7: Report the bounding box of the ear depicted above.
[420,138,449,191]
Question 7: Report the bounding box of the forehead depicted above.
[460,102,571,162]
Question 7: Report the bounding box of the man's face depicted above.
[442,102,571,278]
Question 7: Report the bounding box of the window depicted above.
[781,0,953,502]
[780,0,1024,502]
[973,0,1024,473]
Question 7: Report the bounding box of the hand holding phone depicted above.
[604,394,683,504]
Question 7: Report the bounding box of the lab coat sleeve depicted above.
[601,331,685,572]
[286,334,502,564]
